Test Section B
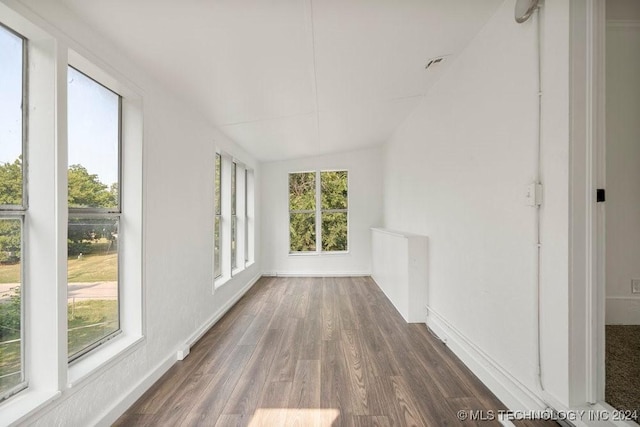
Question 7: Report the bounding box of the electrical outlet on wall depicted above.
[632,279,640,294]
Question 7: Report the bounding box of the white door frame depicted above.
[571,1,640,414]
[568,0,606,406]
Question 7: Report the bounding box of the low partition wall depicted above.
[370,228,428,323]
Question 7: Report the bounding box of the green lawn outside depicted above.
[67,252,117,283]
[0,240,117,284]
[0,299,118,387]
[0,263,19,284]
[68,299,118,357]
[1,246,118,392]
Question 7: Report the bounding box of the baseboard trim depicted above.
[426,306,546,411]
[184,273,261,349]
[262,271,370,277]
[94,352,175,427]
[94,273,261,426]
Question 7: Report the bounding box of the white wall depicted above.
[382,0,572,410]
[1,1,261,425]
[261,147,383,276]
[606,0,640,20]
[605,12,640,325]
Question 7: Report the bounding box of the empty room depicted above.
[0,0,636,426]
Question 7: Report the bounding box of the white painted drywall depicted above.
[605,18,640,325]
[371,228,428,323]
[0,1,262,425]
[260,147,383,276]
[382,0,572,409]
[606,0,640,20]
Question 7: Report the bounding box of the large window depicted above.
[0,13,143,412]
[214,153,222,279]
[289,171,348,253]
[0,22,26,400]
[67,66,121,361]
[231,162,237,270]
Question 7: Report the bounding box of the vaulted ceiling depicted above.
[58,0,502,161]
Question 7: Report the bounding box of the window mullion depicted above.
[315,171,321,253]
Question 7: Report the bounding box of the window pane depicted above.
[321,171,348,210]
[322,212,348,251]
[215,154,221,215]
[0,26,24,206]
[68,67,120,210]
[214,216,221,278]
[289,173,315,211]
[67,216,119,359]
[290,213,316,252]
[231,162,237,271]
[231,216,237,270]
[231,162,237,216]
[0,219,22,396]
[244,169,249,263]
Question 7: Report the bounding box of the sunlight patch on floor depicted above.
[249,408,340,426]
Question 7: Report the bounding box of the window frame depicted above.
[0,21,28,402]
[230,161,237,271]
[66,65,124,364]
[214,153,222,280]
[288,169,349,255]
[320,170,349,253]
[244,169,249,264]
[65,48,145,389]
[0,9,144,416]
[214,154,252,287]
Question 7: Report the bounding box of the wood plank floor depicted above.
[115,277,553,426]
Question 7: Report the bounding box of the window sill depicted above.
[214,276,231,290]
[67,333,144,389]
[0,389,61,426]
[288,251,350,257]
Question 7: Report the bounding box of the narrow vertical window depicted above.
[231,162,237,271]
[246,169,254,264]
[244,169,249,263]
[289,172,316,252]
[321,171,348,251]
[67,66,121,361]
[0,23,27,399]
[214,153,222,279]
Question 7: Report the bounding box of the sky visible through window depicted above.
[0,47,119,188]
[0,27,22,168]
[68,67,119,187]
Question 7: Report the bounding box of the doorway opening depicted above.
[602,0,640,413]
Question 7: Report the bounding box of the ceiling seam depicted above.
[220,111,316,127]
[308,0,321,139]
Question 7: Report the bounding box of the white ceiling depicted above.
[58,0,502,162]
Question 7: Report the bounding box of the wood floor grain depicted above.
[114,277,555,426]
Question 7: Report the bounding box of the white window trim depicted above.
[0,20,28,404]
[214,153,254,289]
[246,169,255,265]
[288,169,350,255]
[0,4,144,421]
[66,51,144,373]
[235,163,246,274]
[213,152,222,282]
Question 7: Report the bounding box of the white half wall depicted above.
[261,147,383,276]
[0,1,262,425]
[605,20,640,325]
[382,0,572,410]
